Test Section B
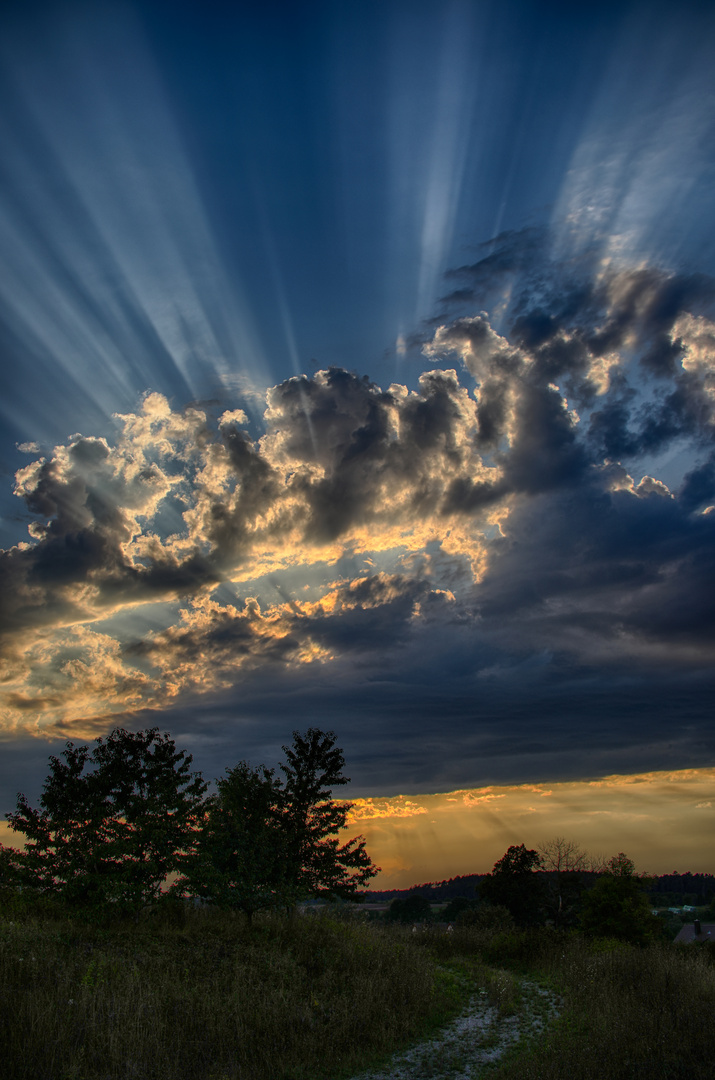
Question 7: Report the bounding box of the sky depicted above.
[0,0,714,887]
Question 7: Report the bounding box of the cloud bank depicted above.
[1,236,714,793]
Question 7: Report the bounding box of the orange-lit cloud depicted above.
[347,796,430,822]
[1,258,715,770]
[341,768,715,889]
[0,369,495,734]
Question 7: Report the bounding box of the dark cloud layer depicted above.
[1,231,714,791]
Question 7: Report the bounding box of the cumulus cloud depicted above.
[426,234,715,660]
[0,371,487,730]
[452,790,507,808]
[2,233,715,755]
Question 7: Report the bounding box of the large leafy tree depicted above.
[278,728,379,904]
[479,843,547,926]
[6,728,208,912]
[175,761,289,921]
[579,852,661,945]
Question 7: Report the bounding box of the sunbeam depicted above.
[552,6,715,273]
[0,4,271,444]
[0,0,714,885]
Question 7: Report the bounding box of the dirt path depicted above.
[345,977,561,1080]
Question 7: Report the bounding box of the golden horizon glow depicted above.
[3,767,712,890]
[343,768,715,888]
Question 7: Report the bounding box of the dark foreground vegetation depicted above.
[2,728,714,1078]
[0,900,455,1080]
[477,924,715,1080]
[1,727,378,920]
[1,896,714,1080]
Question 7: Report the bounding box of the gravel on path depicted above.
[344,977,562,1080]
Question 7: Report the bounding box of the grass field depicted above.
[0,900,468,1080]
[1,899,713,1080]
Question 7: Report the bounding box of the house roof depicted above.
[674,923,715,944]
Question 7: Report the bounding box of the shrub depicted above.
[457,902,515,932]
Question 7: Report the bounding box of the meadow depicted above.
[0,898,713,1080]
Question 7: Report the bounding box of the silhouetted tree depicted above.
[385,894,432,923]
[580,852,661,945]
[6,728,208,913]
[278,728,379,904]
[539,836,590,927]
[177,728,378,916]
[479,843,546,926]
[175,761,288,922]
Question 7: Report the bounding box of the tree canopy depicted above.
[6,726,378,919]
[277,727,378,904]
[479,843,546,926]
[579,852,661,945]
[539,836,591,927]
[175,727,379,917]
[175,761,288,921]
[7,728,208,912]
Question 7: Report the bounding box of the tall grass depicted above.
[491,936,715,1080]
[0,904,461,1080]
[2,902,713,1080]
[372,922,715,1079]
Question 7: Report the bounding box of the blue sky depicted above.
[1,0,714,877]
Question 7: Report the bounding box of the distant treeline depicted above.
[647,872,715,898]
[362,870,715,904]
[362,873,487,903]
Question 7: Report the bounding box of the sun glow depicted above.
[344,768,715,888]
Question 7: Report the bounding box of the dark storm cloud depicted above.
[436,232,715,468]
[680,451,715,512]
[87,631,715,798]
[443,228,715,359]
[2,229,715,781]
[263,365,490,540]
[476,480,715,656]
[421,238,715,677]
[0,366,493,656]
[125,572,452,689]
[3,277,714,668]
[0,443,220,648]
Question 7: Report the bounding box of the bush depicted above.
[457,903,515,932]
[441,895,477,922]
